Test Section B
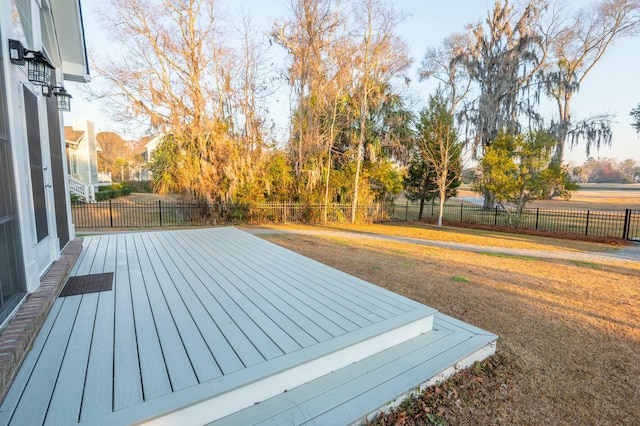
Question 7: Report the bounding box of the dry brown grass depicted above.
[119,192,180,202]
[258,222,620,252]
[261,229,640,425]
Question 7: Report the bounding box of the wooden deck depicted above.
[0,227,496,425]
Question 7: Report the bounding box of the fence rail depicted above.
[71,200,640,241]
[393,202,639,241]
[71,201,394,228]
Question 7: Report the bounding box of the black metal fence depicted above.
[71,201,394,228]
[394,202,640,241]
[71,200,640,241]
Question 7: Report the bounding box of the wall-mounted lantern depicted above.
[52,86,72,112]
[8,39,55,87]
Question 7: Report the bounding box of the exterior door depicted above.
[23,86,53,273]
[0,43,26,323]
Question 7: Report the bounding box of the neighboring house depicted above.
[131,133,163,181]
[0,0,89,323]
[65,118,111,200]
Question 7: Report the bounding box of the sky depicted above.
[68,0,640,165]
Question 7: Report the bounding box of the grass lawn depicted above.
[260,225,640,425]
[452,186,640,211]
[257,222,621,252]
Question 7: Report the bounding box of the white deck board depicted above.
[228,228,421,311]
[125,234,173,401]
[0,301,63,425]
[0,227,496,426]
[225,229,416,315]
[80,291,115,422]
[82,308,433,426]
[44,294,99,426]
[187,231,325,346]
[139,234,222,382]
[80,235,118,420]
[183,231,311,352]
[112,234,144,410]
[8,297,81,425]
[206,231,378,334]
[148,232,257,371]
[215,229,404,319]
[164,232,287,359]
[70,236,98,277]
[132,233,200,391]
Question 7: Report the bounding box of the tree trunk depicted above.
[352,85,368,224]
[438,190,446,228]
[418,199,424,220]
[323,94,340,222]
[551,117,569,166]
[552,91,572,166]
[483,187,495,209]
[351,139,363,223]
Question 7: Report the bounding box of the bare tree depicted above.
[96,131,132,181]
[544,0,640,164]
[321,38,357,220]
[92,0,272,202]
[419,33,473,116]
[416,90,461,227]
[349,0,410,222]
[92,0,225,200]
[272,0,346,195]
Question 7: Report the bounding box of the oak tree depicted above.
[544,0,640,164]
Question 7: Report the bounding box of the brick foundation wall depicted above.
[0,238,83,403]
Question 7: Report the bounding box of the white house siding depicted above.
[0,0,88,322]
[70,119,99,186]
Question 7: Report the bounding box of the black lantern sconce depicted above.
[41,85,73,111]
[9,39,55,87]
[53,86,72,112]
[9,39,72,111]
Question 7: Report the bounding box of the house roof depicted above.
[64,126,85,145]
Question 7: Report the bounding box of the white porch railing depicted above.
[68,175,95,202]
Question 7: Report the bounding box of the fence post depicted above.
[109,200,113,228]
[494,206,498,225]
[159,200,162,227]
[622,209,631,240]
[460,204,464,222]
[405,201,408,221]
[535,208,540,230]
[585,210,590,236]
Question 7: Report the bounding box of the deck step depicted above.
[210,314,497,426]
[84,307,436,425]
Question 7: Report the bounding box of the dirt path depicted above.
[245,227,640,262]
